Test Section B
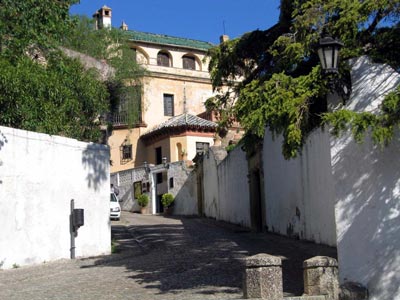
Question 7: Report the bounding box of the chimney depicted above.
[220,34,229,43]
[120,21,128,31]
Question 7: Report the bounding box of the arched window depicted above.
[182,55,196,70]
[132,48,149,64]
[176,143,183,160]
[157,51,171,67]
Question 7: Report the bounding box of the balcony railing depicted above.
[112,111,142,126]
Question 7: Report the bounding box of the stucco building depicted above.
[99,7,224,175]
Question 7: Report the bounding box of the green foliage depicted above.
[0,52,108,141]
[161,193,174,208]
[0,1,112,141]
[225,144,237,152]
[12,263,20,269]
[0,5,144,141]
[0,0,78,59]
[63,16,146,127]
[207,0,400,158]
[323,84,400,146]
[111,239,117,253]
[137,194,149,208]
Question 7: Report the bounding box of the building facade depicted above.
[99,7,220,174]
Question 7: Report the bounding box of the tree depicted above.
[207,0,400,158]
[0,0,78,59]
[0,0,111,142]
[62,15,146,127]
[0,53,108,141]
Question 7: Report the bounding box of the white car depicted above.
[110,192,121,220]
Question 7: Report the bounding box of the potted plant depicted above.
[161,193,174,215]
[137,194,149,214]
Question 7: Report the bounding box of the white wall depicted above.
[263,56,400,299]
[202,148,221,219]
[263,129,337,246]
[332,56,400,300]
[202,146,251,227]
[0,126,111,269]
[171,163,198,216]
[217,146,251,227]
[332,132,400,300]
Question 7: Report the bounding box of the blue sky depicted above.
[70,1,281,44]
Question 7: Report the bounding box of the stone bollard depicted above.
[243,253,283,299]
[303,256,339,300]
[339,281,368,300]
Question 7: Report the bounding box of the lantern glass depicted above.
[317,37,343,73]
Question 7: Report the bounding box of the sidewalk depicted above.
[0,212,336,300]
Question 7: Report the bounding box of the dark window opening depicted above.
[157,52,170,67]
[169,177,174,188]
[156,173,163,184]
[163,94,174,116]
[183,55,196,70]
[155,147,162,164]
[122,145,132,160]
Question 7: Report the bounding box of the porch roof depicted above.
[141,113,217,141]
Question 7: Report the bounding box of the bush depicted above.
[161,193,174,208]
[137,194,149,207]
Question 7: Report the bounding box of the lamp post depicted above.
[316,36,349,109]
[316,36,343,74]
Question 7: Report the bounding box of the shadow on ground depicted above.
[84,215,336,298]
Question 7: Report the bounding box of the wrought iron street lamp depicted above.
[316,36,344,74]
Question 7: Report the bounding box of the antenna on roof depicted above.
[220,21,229,44]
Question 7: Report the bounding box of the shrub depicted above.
[161,193,174,208]
[137,194,149,207]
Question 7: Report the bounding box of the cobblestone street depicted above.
[0,212,336,300]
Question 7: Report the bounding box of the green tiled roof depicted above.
[124,30,215,51]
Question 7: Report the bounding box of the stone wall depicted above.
[201,146,251,227]
[169,162,198,216]
[0,126,111,269]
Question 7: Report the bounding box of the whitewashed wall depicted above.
[263,56,400,299]
[263,129,337,246]
[170,162,198,216]
[202,146,251,227]
[217,146,251,227]
[0,126,111,269]
[332,56,400,300]
[202,148,222,219]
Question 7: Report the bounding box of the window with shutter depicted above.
[122,145,132,160]
[163,94,174,116]
[182,55,196,70]
[157,51,170,67]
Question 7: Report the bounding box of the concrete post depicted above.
[243,253,283,299]
[303,256,339,300]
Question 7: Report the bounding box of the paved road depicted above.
[0,212,336,300]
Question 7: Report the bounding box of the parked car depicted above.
[110,192,121,220]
